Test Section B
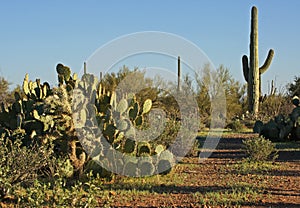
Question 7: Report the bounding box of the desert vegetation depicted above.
[0,5,299,208]
[0,61,299,207]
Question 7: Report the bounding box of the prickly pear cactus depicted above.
[73,73,176,177]
[22,74,52,101]
[256,96,300,141]
[253,120,264,134]
[56,63,78,91]
[138,157,155,176]
[0,73,54,138]
[1,66,180,179]
[156,150,175,175]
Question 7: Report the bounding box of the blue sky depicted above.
[0,0,299,93]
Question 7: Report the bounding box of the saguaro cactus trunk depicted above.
[177,56,181,92]
[242,6,274,116]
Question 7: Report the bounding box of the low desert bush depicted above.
[242,136,278,162]
[227,120,244,132]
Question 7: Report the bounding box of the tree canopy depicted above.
[0,77,10,104]
[287,76,300,97]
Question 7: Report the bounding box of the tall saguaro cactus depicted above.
[177,56,181,92]
[242,6,274,115]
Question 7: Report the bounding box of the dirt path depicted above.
[97,134,300,207]
[195,133,300,207]
[198,133,300,161]
[102,158,300,207]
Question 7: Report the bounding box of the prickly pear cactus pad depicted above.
[72,72,200,177]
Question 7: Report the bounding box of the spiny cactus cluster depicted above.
[0,64,84,177]
[0,74,54,142]
[254,96,300,141]
[0,63,178,178]
[23,74,52,101]
[73,73,176,177]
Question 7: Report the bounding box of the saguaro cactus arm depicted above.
[242,55,249,82]
[259,49,275,74]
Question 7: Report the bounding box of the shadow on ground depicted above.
[196,135,300,161]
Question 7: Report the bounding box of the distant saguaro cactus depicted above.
[242,6,274,116]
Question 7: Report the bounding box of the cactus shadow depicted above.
[277,150,300,161]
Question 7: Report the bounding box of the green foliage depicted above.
[256,96,300,141]
[243,136,278,161]
[0,77,12,104]
[0,64,194,181]
[230,159,278,175]
[54,157,74,178]
[0,136,53,198]
[2,59,299,206]
[74,70,179,177]
[226,120,244,132]
[287,76,300,97]
[100,66,153,94]
[195,64,246,127]
[14,173,99,207]
[0,132,97,206]
[196,182,259,207]
[258,93,292,121]
[0,64,87,180]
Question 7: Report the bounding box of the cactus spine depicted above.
[242,6,275,115]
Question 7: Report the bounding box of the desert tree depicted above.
[0,77,12,105]
[287,76,300,97]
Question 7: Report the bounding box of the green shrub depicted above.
[229,159,279,175]
[227,120,244,132]
[0,135,54,200]
[242,136,278,161]
[0,133,98,206]
[15,173,99,207]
